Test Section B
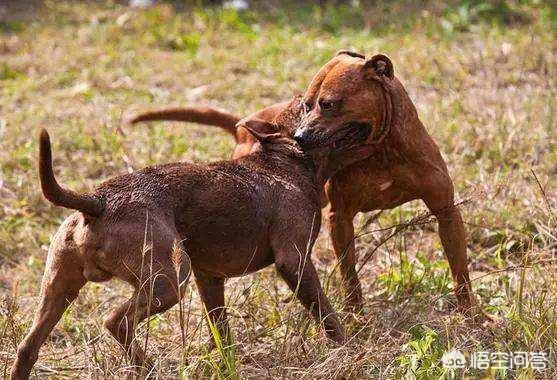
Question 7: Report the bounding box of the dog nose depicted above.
[293,128,310,145]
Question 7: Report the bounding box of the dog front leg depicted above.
[275,249,345,344]
[328,208,363,312]
[11,262,86,380]
[193,271,230,347]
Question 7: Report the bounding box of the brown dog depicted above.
[12,98,371,379]
[130,51,479,315]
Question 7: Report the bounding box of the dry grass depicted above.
[0,1,556,378]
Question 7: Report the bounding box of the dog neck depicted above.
[364,77,430,166]
[254,140,331,192]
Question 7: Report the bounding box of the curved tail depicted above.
[128,106,241,138]
[39,129,103,217]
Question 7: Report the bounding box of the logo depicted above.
[442,350,549,371]
[442,349,466,369]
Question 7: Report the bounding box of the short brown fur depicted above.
[130,51,481,315]
[11,99,358,379]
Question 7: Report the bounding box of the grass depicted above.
[0,0,555,378]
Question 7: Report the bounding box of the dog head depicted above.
[240,94,375,186]
[240,95,367,158]
[235,97,302,157]
[293,51,397,151]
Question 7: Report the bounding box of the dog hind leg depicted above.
[421,173,476,311]
[11,246,86,380]
[103,233,191,372]
[431,204,475,309]
[104,264,190,371]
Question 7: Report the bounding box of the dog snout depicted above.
[293,128,312,145]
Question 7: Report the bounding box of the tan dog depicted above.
[12,98,368,379]
[130,51,479,315]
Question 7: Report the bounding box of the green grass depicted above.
[0,0,555,378]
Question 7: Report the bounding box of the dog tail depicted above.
[128,106,241,139]
[39,129,103,217]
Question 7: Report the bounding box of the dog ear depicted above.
[363,54,394,80]
[335,50,365,59]
[240,119,282,144]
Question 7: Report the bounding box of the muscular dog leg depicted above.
[104,268,186,369]
[424,176,476,312]
[11,252,86,380]
[275,248,345,343]
[194,270,229,346]
[104,231,191,370]
[103,224,190,368]
[328,207,363,312]
[432,205,476,310]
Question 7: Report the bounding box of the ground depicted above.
[0,1,555,379]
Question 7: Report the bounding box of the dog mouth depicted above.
[294,122,373,153]
[328,122,373,151]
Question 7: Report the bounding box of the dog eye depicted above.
[319,100,334,111]
[303,101,312,113]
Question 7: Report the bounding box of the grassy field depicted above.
[0,1,555,378]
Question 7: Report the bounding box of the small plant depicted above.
[397,326,448,379]
[203,308,238,380]
[377,250,451,302]
[172,239,192,370]
[0,64,23,81]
